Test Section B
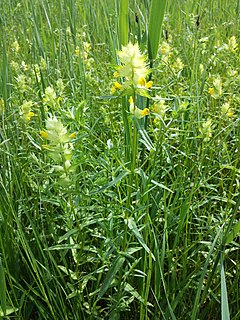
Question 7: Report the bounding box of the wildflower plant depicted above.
[40,114,76,184]
[112,42,153,98]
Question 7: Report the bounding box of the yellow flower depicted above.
[111,87,116,94]
[129,96,149,119]
[20,101,35,122]
[145,81,153,89]
[113,71,119,78]
[173,57,184,72]
[221,102,234,118]
[114,82,122,90]
[141,108,150,117]
[69,132,76,139]
[12,40,20,53]
[137,78,153,89]
[138,77,146,87]
[115,42,150,90]
[40,131,48,139]
[25,111,35,122]
[160,41,172,56]
[228,36,238,52]
[208,87,214,95]
[41,114,70,144]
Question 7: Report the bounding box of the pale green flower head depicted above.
[199,119,213,141]
[43,86,57,107]
[116,42,151,92]
[43,114,70,144]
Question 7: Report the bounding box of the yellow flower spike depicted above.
[145,81,153,89]
[40,131,48,139]
[114,82,122,90]
[69,132,76,139]
[208,87,214,95]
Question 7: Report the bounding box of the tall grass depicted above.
[0,0,239,319]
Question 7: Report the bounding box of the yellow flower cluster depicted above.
[20,101,34,122]
[112,42,152,97]
[40,114,76,181]
[208,75,223,99]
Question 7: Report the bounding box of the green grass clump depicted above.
[0,0,239,319]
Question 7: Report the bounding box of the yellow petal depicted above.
[69,132,76,139]
[145,81,153,89]
[114,82,122,90]
[40,131,48,139]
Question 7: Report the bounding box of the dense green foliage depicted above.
[0,0,240,319]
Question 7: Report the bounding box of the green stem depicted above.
[128,92,138,207]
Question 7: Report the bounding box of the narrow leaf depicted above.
[126,217,155,261]
[98,256,125,298]
[148,0,167,60]
[0,258,6,316]
[225,220,240,244]
[221,257,230,320]
[124,282,153,306]
[119,0,129,47]
[91,170,129,194]
[151,179,173,193]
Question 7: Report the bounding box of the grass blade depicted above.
[148,0,167,61]
[125,217,155,261]
[0,257,6,316]
[91,170,130,194]
[221,256,230,320]
[119,0,129,46]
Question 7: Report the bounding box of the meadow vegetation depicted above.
[0,0,240,319]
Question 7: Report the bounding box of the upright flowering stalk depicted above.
[40,114,76,184]
[111,42,153,204]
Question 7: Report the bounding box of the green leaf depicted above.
[151,179,174,193]
[91,170,130,194]
[124,282,153,306]
[119,0,129,46]
[125,217,155,261]
[148,0,167,60]
[225,220,240,244]
[0,258,6,316]
[98,255,125,298]
[0,306,18,316]
[220,257,230,320]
